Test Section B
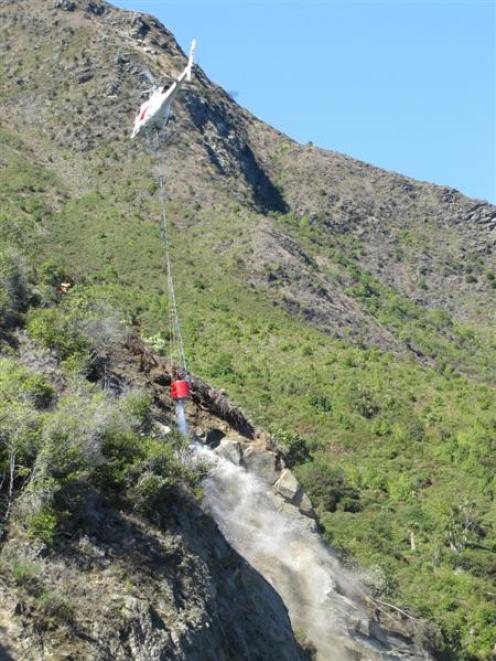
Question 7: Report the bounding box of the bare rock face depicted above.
[184,94,288,214]
[242,446,280,485]
[0,505,309,661]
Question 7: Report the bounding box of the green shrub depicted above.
[27,308,89,358]
[39,257,70,287]
[349,388,380,419]
[0,247,31,324]
[0,363,45,495]
[133,472,170,514]
[210,351,235,378]
[120,390,153,432]
[22,382,198,522]
[143,332,168,355]
[27,506,59,543]
[27,295,125,365]
[273,429,311,467]
[308,393,332,412]
[20,374,55,408]
[35,589,74,628]
[296,460,360,513]
[11,560,42,586]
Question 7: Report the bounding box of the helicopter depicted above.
[131,39,196,139]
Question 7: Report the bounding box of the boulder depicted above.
[273,469,302,502]
[369,620,390,645]
[215,438,242,465]
[352,617,371,638]
[272,469,315,519]
[77,70,93,84]
[130,17,150,41]
[297,493,314,518]
[153,422,171,436]
[106,81,119,97]
[242,447,279,485]
[274,500,318,533]
[85,1,106,15]
[54,0,76,10]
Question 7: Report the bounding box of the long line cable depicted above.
[150,130,189,380]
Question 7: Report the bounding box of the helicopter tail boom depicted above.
[186,39,196,82]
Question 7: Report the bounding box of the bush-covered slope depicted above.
[1,1,495,658]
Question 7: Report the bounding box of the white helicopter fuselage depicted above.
[131,82,180,138]
[131,39,196,139]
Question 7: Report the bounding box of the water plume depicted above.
[192,441,429,660]
[175,399,188,437]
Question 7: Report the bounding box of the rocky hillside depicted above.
[1,1,495,659]
[0,329,310,660]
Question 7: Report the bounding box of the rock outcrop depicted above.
[0,505,309,660]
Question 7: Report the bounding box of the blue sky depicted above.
[115,0,495,202]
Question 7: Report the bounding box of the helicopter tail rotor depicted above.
[186,39,196,82]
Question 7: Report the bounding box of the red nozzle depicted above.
[171,380,190,400]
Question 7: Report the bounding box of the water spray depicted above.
[192,442,429,660]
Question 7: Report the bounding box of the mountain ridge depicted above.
[2,0,495,364]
